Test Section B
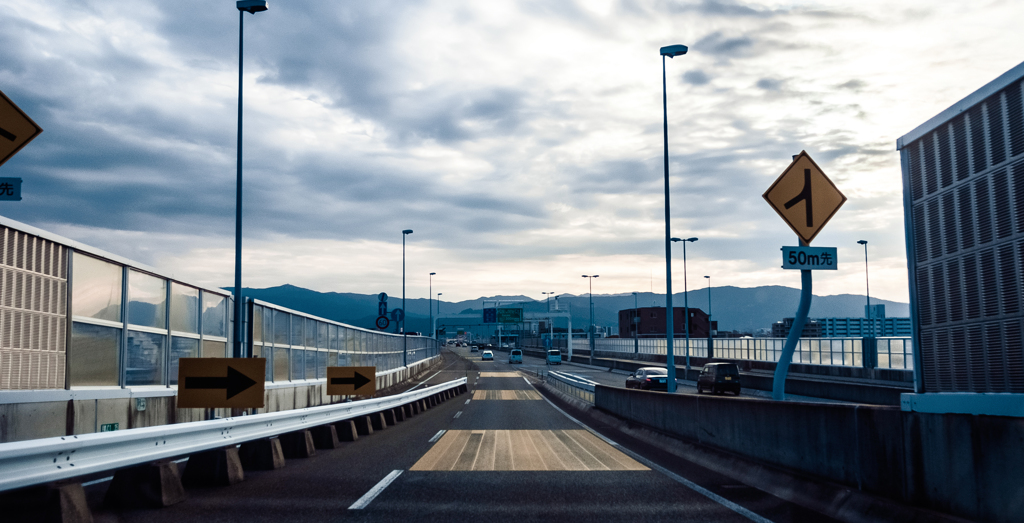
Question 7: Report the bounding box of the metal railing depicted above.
[593,336,914,370]
[545,371,597,404]
[0,378,466,492]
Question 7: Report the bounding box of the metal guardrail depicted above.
[546,371,597,404]
[0,378,466,492]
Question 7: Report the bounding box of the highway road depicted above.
[87,348,837,523]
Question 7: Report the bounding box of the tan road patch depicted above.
[471,390,542,400]
[480,372,519,377]
[410,430,649,471]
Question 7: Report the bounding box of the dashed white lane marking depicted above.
[465,399,471,404]
[429,429,447,443]
[454,411,462,418]
[349,470,403,510]
[533,385,775,523]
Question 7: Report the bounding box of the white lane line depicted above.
[465,399,471,404]
[454,411,462,418]
[429,429,447,443]
[403,358,461,393]
[348,470,404,510]
[533,386,774,523]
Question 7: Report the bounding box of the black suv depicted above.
[697,363,741,395]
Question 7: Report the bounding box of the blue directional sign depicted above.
[781,246,838,270]
[378,301,388,316]
[483,308,496,323]
[0,178,21,201]
[390,308,404,322]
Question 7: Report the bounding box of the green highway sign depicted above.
[496,307,523,323]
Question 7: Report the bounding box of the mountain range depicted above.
[238,284,909,334]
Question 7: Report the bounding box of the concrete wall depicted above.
[595,385,1024,523]
[0,355,442,443]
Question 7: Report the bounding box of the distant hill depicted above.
[238,284,909,334]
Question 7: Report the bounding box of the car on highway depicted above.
[546,349,562,365]
[697,362,741,395]
[508,349,523,364]
[470,345,479,352]
[481,350,494,361]
[625,367,670,391]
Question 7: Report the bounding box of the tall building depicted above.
[618,307,713,338]
[898,60,1024,409]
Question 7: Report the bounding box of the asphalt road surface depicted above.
[88,348,838,523]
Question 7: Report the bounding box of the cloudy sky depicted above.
[1,0,1022,304]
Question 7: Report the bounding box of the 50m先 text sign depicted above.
[781,246,837,270]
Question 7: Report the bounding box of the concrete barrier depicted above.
[595,385,1024,523]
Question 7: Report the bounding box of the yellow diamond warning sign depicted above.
[0,89,43,169]
[763,151,846,244]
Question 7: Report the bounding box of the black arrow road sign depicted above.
[331,371,371,390]
[326,366,376,395]
[0,126,15,142]
[185,365,258,399]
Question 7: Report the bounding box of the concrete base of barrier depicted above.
[239,438,285,470]
[382,409,396,425]
[336,420,358,441]
[392,406,405,422]
[310,424,340,449]
[108,460,188,506]
[278,430,316,459]
[1,482,94,523]
[181,448,244,487]
[370,412,388,431]
[353,416,374,436]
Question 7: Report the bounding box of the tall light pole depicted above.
[660,43,688,393]
[402,229,413,365]
[672,237,698,373]
[429,272,436,339]
[436,292,442,341]
[232,0,269,358]
[542,291,554,312]
[632,291,639,354]
[704,275,712,358]
[858,240,873,337]
[582,275,599,365]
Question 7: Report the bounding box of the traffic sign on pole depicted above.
[176,358,265,408]
[326,366,376,396]
[375,315,390,330]
[782,246,838,270]
[763,150,846,244]
[0,89,43,169]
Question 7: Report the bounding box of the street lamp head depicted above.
[402,229,413,235]
[430,272,436,276]
[704,275,710,279]
[659,44,688,58]
[437,292,442,296]
[237,0,268,13]
[687,237,698,242]
[670,237,681,242]
[857,240,868,245]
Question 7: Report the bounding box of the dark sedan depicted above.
[625,367,670,391]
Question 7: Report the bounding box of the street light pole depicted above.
[672,237,698,373]
[858,240,872,336]
[436,292,442,339]
[582,275,599,365]
[402,229,413,365]
[632,292,639,354]
[660,43,687,393]
[429,272,436,339]
[704,275,712,358]
[232,0,268,359]
[542,291,554,312]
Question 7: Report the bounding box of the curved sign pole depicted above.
[773,238,813,401]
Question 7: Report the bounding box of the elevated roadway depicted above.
[73,348,836,522]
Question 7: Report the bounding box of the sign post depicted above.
[376,292,389,330]
[763,151,846,400]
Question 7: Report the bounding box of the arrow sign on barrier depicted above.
[185,366,257,399]
[177,358,265,409]
[327,366,376,396]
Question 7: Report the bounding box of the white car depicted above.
[481,350,494,361]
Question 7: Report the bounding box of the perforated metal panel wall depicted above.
[0,227,68,390]
[902,76,1024,393]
